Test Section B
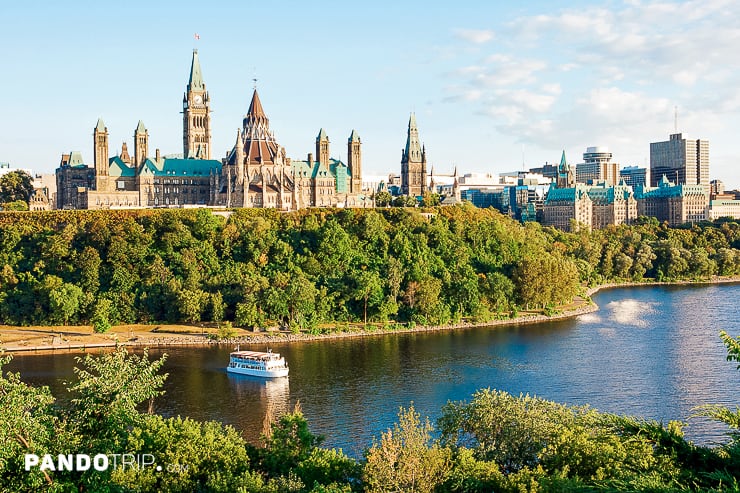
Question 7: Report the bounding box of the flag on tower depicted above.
[194,33,200,40]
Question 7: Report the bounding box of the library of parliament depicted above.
[56,51,365,210]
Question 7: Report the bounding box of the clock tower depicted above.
[183,49,211,159]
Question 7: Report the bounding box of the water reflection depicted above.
[5,283,740,454]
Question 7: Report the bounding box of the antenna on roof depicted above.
[674,105,678,133]
[252,67,258,90]
[522,144,525,171]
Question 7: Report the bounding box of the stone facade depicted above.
[400,113,427,197]
[55,50,363,210]
[636,175,708,225]
[541,180,637,231]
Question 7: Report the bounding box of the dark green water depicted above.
[7,284,740,456]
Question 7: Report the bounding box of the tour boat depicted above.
[226,350,289,378]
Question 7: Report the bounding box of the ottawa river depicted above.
[7,284,740,456]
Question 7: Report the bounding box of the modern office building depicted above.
[575,146,619,185]
[649,133,709,189]
[619,166,649,188]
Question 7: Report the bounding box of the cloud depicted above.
[443,0,740,165]
[454,28,495,44]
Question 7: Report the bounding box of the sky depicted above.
[2,0,740,187]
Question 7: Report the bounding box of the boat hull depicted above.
[227,366,289,378]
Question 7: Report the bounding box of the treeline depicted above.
[0,206,739,328]
[3,345,740,492]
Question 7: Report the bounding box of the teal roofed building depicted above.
[56,118,221,209]
[541,178,637,231]
[217,89,364,209]
[635,174,707,225]
[55,50,364,210]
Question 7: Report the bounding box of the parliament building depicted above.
[56,51,364,210]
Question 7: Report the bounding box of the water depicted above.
[6,284,740,456]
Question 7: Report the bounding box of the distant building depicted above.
[30,173,56,211]
[575,146,619,185]
[400,113,427,197]
[541,182,638,232]
[56,50,364,210]
[556,150,575,188]
[528,163,558,181]
[619,166,649,188]
[708,199,740,220]
[650,133,709,189]
[635,175,707,225]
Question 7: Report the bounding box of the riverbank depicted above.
[2,276,739,353]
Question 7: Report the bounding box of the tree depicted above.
[0,170,33,204]
[350,269,383,326]
[66,347,168,450]
[364,405,451,493]
[374,191,392,207]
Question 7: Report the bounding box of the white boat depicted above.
[226,350,289,378]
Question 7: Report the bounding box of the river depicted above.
[6,283,740,456]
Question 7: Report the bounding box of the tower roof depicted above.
[188,49,204,91]
[348,129,360,142]
[247,89,267,120]
[95,118,106,132]
[404,113,422,161]
[317,128,328,142]
[136,120,146,133]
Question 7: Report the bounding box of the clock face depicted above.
[194,95,203,104]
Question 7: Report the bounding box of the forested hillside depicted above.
[0,205,738,328]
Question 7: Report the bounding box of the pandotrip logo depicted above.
[24,454,180,473]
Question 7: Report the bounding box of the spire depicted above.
[136,120,146,133]
[247,89,267,120]
[348,129,361,142]
[317,128,328,142]
[559,150,567,171]
[404,113,422,161]
[188,49,204,91]
[96,118,106,132]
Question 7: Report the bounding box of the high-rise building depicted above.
[575,146,619,185]
[400,113,427,197]
[649,133,709,189]
[619,166,649,188]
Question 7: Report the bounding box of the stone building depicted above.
[400,113,427,197]
[55,50,363,210]
[635,175,707,225]
[216,89,363,209]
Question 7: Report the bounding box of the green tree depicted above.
[66,347,168,451]
[0,170,33,204]
[364,405,451,493]
[374,191,392,207]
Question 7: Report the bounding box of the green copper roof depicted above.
[136,120,146,133]
[404,113,422,160]
[69,151,86,167]
[95,118,106,132]
[141,157,221,177]
[317,128,328,142]
[108,156,136,177]
[188,50,204,91]
[348,129,360,142]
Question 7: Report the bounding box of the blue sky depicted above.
[3,0,740,187]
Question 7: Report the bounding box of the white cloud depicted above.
[454,28,495,44]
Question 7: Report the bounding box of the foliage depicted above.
[364,405,451,493]
[0,170,34,205]
[0,207,737,331]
